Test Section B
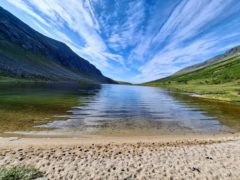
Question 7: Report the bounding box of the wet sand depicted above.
[0,134,240,179]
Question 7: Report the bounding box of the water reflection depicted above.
[1,84,240,137]
[170,92,240,131]
[34,85,239,136]
[0,83,101,136]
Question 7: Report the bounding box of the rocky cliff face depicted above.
[0,7,114,83]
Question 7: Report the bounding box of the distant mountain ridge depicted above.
[0,6,114,83]
[143,49,240,103]
[176,45,240,75]
[144,44,240,86]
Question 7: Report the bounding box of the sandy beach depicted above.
[0,134,240,179]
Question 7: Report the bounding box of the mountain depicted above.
[146,55,240,85]
[0,7,114,83]
[144,51,240,103]
[176,45,240,75]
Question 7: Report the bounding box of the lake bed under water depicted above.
[0,83,240,137]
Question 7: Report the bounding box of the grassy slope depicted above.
[116,81,132,85]
[144,55,240,103]
[0,41,81,82]
[0,76,28,83]
[0,41,113,84]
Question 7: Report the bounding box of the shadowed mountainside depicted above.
[0,7,114,84]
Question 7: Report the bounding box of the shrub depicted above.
[0,166,44,180]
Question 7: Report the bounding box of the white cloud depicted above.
[3,0,240,83]
[130,0,240,83]
[106,0,145,51]
[6,0,49,26]
[5,0,126,72]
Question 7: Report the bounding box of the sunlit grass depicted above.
[144,55,240,103]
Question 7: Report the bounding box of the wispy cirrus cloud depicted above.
[1,0,240,82]
[3,0,125,71]
[132,0,240,83]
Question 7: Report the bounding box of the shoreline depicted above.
[1,133,240,179]
[1,132,239,148]
[143,84,240,104]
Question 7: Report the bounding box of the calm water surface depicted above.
[0,84,240,137]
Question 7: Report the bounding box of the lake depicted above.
[0,83,240,137]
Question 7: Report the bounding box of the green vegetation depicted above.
[0,76,35,83]
[0,41,71,82]
[144,55,240,103]
[0,166,43,180]
[0,7,113,84]
[0,41,113,84]
[116,81,132,85]
[0,76,22,83]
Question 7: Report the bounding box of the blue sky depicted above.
[1,0,240,83]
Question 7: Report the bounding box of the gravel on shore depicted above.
[0,135,240,179]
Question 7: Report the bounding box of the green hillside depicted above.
[0,41,83,82]
[144,55,240,103]
[0,7,114,84]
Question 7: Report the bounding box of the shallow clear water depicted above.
[0,84,240,137]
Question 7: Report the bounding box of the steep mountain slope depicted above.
[144,55,240,103]
[147,55,240,85]
[0,7,114,83]
[176,45,240,75]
